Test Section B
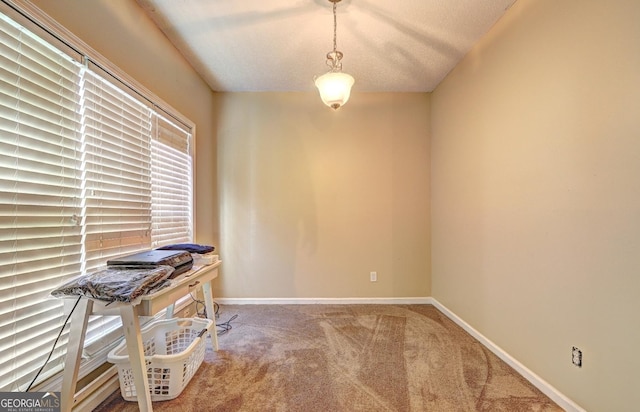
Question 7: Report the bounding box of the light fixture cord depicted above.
[333,1,337,54]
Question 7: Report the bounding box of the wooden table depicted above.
[60,261,221,412]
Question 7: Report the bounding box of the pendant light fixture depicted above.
[314,0,355,110]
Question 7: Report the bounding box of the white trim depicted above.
[72,367,119,412]
[35,349,111,394]
[215,297,432,305]
[429,298,585,412]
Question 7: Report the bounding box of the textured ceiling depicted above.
[136,0,517,93]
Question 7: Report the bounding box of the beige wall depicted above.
[30,0,219,247]
[431,0,640,410]
[215,92,430,298]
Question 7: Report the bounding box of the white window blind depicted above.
[0,6,195,392]
[77,70,154,357]
[0,13,83,391]
[81,70,153,267]
[151,114,192,247]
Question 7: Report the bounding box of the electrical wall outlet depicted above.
[572,346,582,368]
[370,271,377,282]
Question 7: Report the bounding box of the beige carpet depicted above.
[95,304,563,411]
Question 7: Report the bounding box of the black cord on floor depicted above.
[189,293,220,319]
[25,296,82,392]
[216,314,238,336]
[188,293,235,335]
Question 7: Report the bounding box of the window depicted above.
[81,69,154,266]
[0,5,194,391]
[151,113,193,247]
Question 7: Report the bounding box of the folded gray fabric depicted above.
[51,265,175,304]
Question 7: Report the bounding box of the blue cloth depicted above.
[156,243,215,254]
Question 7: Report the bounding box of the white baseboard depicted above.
[72,366,119,412]
[429,298,585,412]
[215,297,432,305]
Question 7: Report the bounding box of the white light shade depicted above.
[314,71,355,110]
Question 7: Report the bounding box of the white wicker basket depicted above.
[107,317,213,401]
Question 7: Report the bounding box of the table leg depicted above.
[201,281,219,351]
[119,306,153,411]
[165,303,175,319]
[61,299,92,412]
